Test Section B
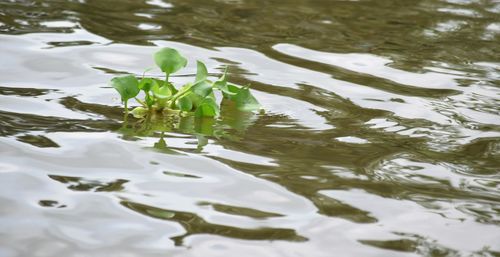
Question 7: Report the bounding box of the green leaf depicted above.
[152,78,164,87]
[110,75,140,102]
[154,48,187,76]
[191,80,213,98]
[213,68,238,100]
[195,97,220,118]
[222,83,240,100]
[145,93,154,107]
[139,78,157,92]
[208,90,216,101]
[152,83,172,99]
[234,87,260,112]
[176,94,193,112]
[188,93,203,108]
[152,79,178,95]
[164,82,178,95]
[213,68,227,89]
[195,61,208,83]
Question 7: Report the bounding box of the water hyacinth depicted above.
[110,47,261,118]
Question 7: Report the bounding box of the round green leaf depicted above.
[110,75,140,102]
[152,83,172,99]
[154,48,187,75]
[139,78,157,92]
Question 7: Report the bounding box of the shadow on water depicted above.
[121,200,307,246]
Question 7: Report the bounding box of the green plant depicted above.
[110,47,261,118]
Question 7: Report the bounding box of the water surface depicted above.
[0,0,499,256]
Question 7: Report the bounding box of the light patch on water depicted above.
[335,136,369,144]
[482,22,500,39]
[365,118,399,129]
[486,2,500,14]
[40,20,79,28]
[437,7,480,17]
[320,189,500,253]
[443,0,479,5]
[0,94,91,120]
[138,23,162,30]
[14,19,29,26]
[135,13,155,19]
[485,23,500,31]
[204,144,278,167]
[146,0,173,9]
[473,62,500,80]
[272,43,469,90]
[435,20,468,32]
[214,0,245,4]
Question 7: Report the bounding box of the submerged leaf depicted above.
[110,75,140,102]
[154,48,187,75]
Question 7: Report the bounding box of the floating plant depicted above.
[110,48,261,119]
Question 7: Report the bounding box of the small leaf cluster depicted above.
[110,48,260,118]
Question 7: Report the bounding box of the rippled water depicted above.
[1,0,499,256]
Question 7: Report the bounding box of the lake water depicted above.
[0,0,499,256]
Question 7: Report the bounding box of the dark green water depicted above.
[0,0,499,256]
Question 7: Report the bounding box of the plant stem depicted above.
[135,97,147,107]
[165,73,169,83]
[169,85,193,108]
[123,100,129,122]
[146,92,152,110]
